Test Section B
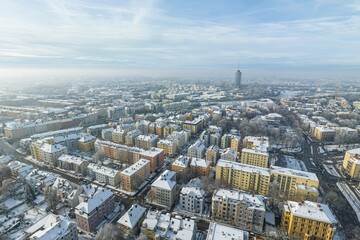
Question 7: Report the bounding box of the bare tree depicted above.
[177,168,196,184]
[201,175,222,197]
[147,189,156,203]
[93,150,105,164]
[44,186,59,213]
[0,165,12,186]
[322,191,346,212]
[95,223,123,240]
[0,179,16,197]
[347,225,360,239]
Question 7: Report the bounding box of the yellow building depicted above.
[205,145,220,166]
[78,134,96,152]
[230,135,241,152]
[216,159,270,196]
[171,155,190,173]
[157,139,177,156]
[270,166,319,201]
[182,118,203,134]
[282,201,337,240]
[313,126,336,141]
[241,149,269,168]
[120,159,150,192]
[155,123,165,137]
[241,136,269,168]
[342,148,360,179]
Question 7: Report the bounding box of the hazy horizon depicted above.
[0,0,359,81]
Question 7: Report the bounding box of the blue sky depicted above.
[0,0,359,79]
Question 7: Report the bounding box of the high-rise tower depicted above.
[235,68,242,88]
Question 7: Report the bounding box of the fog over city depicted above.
[1,1,360,240]
[0,0,359,82]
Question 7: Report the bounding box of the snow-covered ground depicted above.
[322,164,341,177]
[0,155,12,164]
[0,199,48,239]
[283,155,308,171]
[324,144,360,152]
[336,181,360,223]
[318,147,325,154]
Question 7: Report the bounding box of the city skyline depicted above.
[0,0,359,80]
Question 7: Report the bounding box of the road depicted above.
[296,133,359,228]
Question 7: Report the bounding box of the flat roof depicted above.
[121,159,150,176]
[217,159,270,176]
[286,201,337,224]
[270,166,319,182]
[206,222,249,240]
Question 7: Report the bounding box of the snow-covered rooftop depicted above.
[40,143,67,153]
[75,187,113,215]
[212,188,265,211]
[121,159,150,176]
[25,214,76,240]
[190,158,210,168]
[172,155,190,168]
[206,222,249,240]
[270,166,319,182]
[117,204,147,229]
[285,201,337,224]
[87,163,120,178]
[217,159,270,176]
[151,170,176,191]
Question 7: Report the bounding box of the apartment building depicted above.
[32,142,68,165]
[183,118,203,134]
[87,163,121,186]
[120,159,150,192]
[270,166,319,201]
[179,185,205,215]
[206,222,249,240]
[58,154,90,175]
[140,147,165,172]
[142,211,196,240]
[241,136,269,168]
[125,129,142,146]
[230,135,241,152]
[342,148,360,179]
[135,134,159,150]
[157,139,177,156]
[164,124,182,137]
[205,145,220,166]
[117,204,147,237]
[167,130,190,149]
[26,214,78,240]
[188,140,206,159]
[136,120,150,134]
[212,188,266,232]
[313,126,336,142]
[216,159,270,196]
[281,201,337,240]
[190,158,211,176]
[75,186,115,232]
[221,148,238,162]
[172,155,190,172]
[94,140,164,171]
[112,124,135,143]
[149,170,177,208]
[78,134,96,152]
[87,124,108,137]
